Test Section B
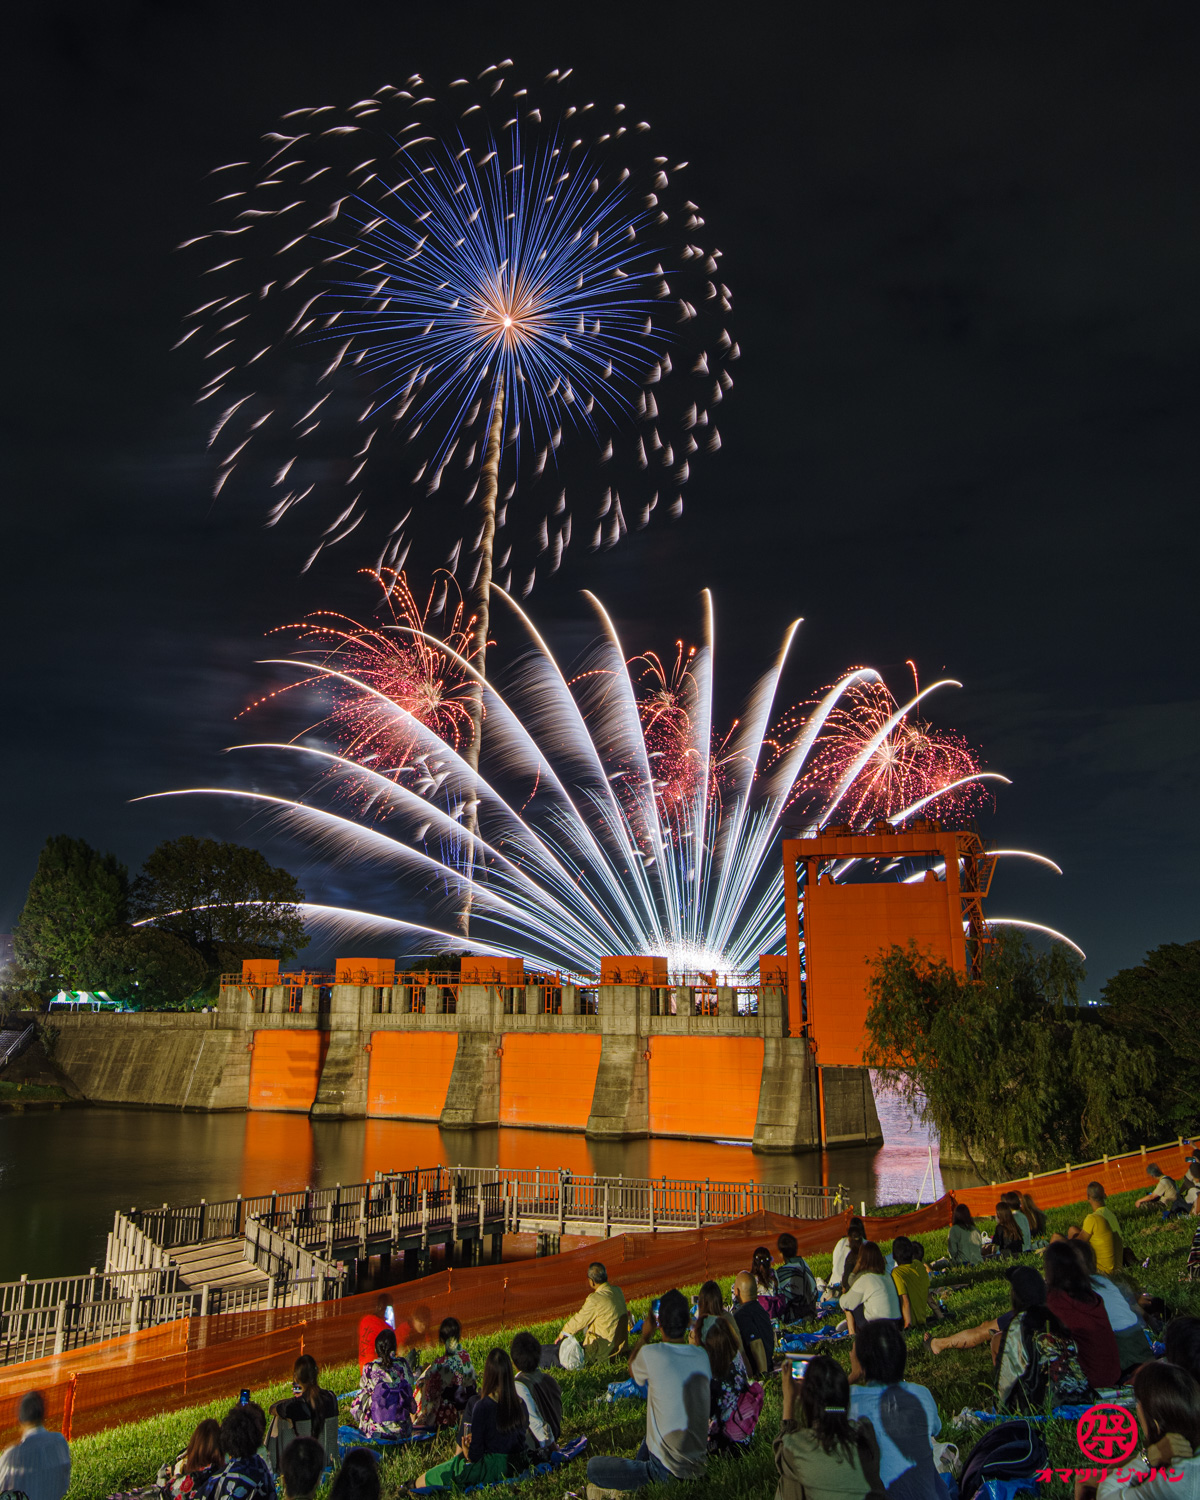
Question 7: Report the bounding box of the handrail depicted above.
[0,1024,36,1070]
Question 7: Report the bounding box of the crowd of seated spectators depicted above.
[17,1175,1200,1500]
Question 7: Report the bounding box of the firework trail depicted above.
[180,62,732,607]
[137,587,1080,973]
[182,62,733,930]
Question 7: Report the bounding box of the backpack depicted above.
[959,1420,1049,1500]
[517,1370,563,1444]
[777,1257,819,1321]
[996,1309,1094,1413]
[722,1380,764,1444]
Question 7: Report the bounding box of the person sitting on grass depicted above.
[704,1318,758,1456]
[990,1201,1025,1258]
[1002,1191,1033,1251]
[932,1204,984,1271]
[1076,1360,1200,1500]
[731,1271,775,1377]
[839,1242,901,1335]
[278,1438,325,1500]
[1135,1164,1180,1215]
[416,1348,529,1491]
[510,1332,562,1456]
[1020,1192,1047,1241]
[890,1237,929,1329]
[272,1355,338,1431]
[752,1249,788,1320]
[1071,1239,1153,1377]
[830,1219,867,1292]
[550,1262,628,1366]
[350,1328,417,1440]
[1062,1182,1123,1276]
[585,1289,711,1497]
[208,1406,276,1500]
[328,1448,380,1500]
[416,1317,476,1431]
[1043,1241,1120,1388]
[155,1418,223,1500]
[774,1353,882,1500]
[927,1265,1046,1360]
[775,1233,819,1321]
[846,1320,941,1495]
[0,1391,71,1500]
[693,1280,747,1362]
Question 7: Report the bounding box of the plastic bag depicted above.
[558,1332,586,1370]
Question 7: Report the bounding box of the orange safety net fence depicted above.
[952,1139,1196,1215]
[0,1201,952,1447]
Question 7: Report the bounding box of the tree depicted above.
[89,927,209,1010]
[13,836,129,995]
[131,836,307,975]
[1101,941,1200,1133]
[862,935,1157,1178]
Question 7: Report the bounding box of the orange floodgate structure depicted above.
[46,823,993,1150]
[782,819,994,1138]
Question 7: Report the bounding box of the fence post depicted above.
[53,1300,67,1357]
[695,1185,701,1230]
[236,1194,243,1236]
[200,1282,209,1318]
[129,1290,140,1335]
[421,1189,429,1250]
[604,1184,611,1237]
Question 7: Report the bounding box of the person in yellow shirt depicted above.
[1066,1181,1122,1275]
[889,1237,930,1328]
[554,1262,628,1365]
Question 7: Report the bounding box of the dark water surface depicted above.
[0,1087,981,1282]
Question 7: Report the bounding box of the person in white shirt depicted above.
[0,1392,71,1500]
[586,1289,710,1496]
[829,1218,866,1289]
[838,1241,901,1334]
[1078,1361,1200,1500]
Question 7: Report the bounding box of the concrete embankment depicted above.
[53,1012,251,1111]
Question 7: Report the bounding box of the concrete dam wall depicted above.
[51,976,882,1152]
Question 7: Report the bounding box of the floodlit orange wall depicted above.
[499,1034,602,1131]
[248,1031,329,1112]
[805,876,964,1066]
[367,1032,459,1120]
[648,1037,764,1141]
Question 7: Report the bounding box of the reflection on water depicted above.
[0,1081,981,1282]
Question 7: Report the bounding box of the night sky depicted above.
[4,4,1197,995]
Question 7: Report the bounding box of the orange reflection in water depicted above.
[240,1111,314,1198]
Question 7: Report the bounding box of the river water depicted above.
[0,1087,982,1283]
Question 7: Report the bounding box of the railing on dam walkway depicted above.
[386,1166,843,1233]
[123,1166,839,1255]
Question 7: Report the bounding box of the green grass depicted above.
[63,1188,1200,1500]
[0,1080,73,1103]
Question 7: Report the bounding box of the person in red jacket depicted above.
[1042,1243,1120,1388]
[358,1293,393,1372]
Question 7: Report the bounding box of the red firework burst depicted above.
[787,673,988,826]
[287,569,477,781]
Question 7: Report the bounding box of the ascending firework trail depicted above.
[181,62,735,928]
